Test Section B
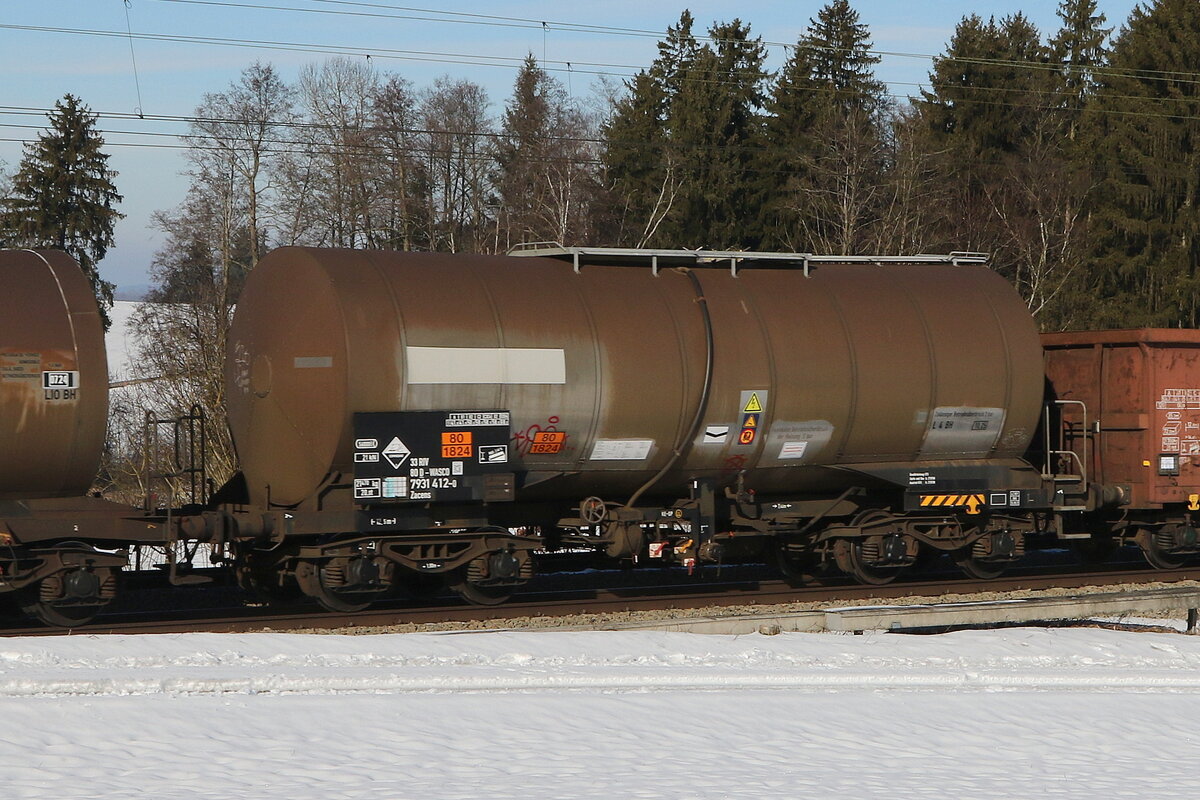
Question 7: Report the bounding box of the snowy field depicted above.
[2,625,1200,799]
[105,300,141,384]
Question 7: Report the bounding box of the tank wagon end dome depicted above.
[0,249,108,500]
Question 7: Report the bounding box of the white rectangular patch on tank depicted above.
[405,346,566,384]
[590,439,654,461]
[778,441,808,459]
[762,421,834,462]
[920,407,1006,457]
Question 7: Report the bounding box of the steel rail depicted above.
[3,561,1199,637]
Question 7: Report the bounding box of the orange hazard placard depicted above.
[441,444,474,459]
[530,430,567,454]
[441,431,473,445]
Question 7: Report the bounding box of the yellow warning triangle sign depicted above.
[743,392,763,413]
[742,414,757,428]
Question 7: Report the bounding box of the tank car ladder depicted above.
[1043,399,1091,513]
[141,404,214,585]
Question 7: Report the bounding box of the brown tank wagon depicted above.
[227,247,1045,505]
[211,245,1054,601]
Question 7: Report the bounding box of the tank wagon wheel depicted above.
[951,549,1006,580]
[1137,526,1190,570]
[448,572,514,606]
[450,533,528,606]
[20,577,115,628]
[294,559,374,613]
[832,510,910,586]
[833,538,898,586]
[18,543,118,627]
[775,541,814,585]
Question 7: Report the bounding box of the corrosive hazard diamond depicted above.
[381,436,411,469]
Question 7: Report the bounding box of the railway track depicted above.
[4,558,1200,637]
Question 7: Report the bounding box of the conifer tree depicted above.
[601,12,697,245]
[601,13,767,249]
[799,0,885,116]
[763,0,888,253]
[496,54,596,247]
[917,12,1101,327]
[1,95,122,328]
[1084,0,1200,327]
[664,18,767,249]
[922,14,1050,158]
[601,71,673,245]
[1049,0,1111,129]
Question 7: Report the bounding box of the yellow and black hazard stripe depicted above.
[918,493,987,515]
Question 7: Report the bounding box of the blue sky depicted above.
[1,1,1139,291]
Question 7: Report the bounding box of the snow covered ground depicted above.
[105,300,141,384]
[1,625,1199,799]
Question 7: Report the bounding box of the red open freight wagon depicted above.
[1042,329,1200,511]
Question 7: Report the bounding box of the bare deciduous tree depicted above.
[291,57,381,248]
[186,62,294,275]
[418,76,495,252]
[371,75,429,250]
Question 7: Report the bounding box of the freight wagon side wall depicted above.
[1042,329,1200,509]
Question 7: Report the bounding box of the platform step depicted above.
[1042,474,1085,483]
[169,574,214,586]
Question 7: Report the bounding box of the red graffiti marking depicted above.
[721,454,748,475]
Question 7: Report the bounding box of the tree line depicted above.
[7,0,1200,332]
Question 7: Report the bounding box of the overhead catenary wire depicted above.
[5,18,1200,141]
[1,110,1193,184]
[147,0,1200,86]
[122,0,145,117]
[7,17,1200,101]
[1,11,1197,184]
[9,68,1200,163]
